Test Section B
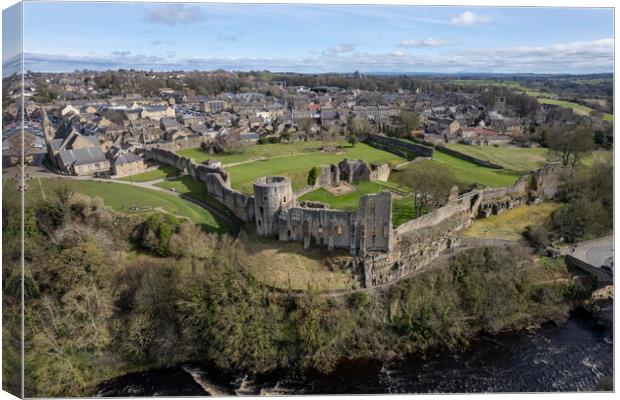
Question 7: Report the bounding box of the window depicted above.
[259,206,264,216]
[336,225,343,235]
[318,225,323,233]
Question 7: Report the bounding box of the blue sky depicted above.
[4,2,615,74]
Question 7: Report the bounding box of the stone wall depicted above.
[436,145,504,169]
[365,134,434,159]
[145,136,211,152]
[313,159,390,187]
[359,162,565,287]
[277,191,394,255]
[145,148,255,222]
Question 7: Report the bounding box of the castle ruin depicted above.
[146,144,564,288]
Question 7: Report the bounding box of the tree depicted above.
[399,111,420,135]
[547,124,595,168]
[391,164,458,215]
[347,115,370,136]
[347,134,359,147]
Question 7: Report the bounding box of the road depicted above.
[563,235,614,270]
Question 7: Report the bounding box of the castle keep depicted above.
[146,144,564,288]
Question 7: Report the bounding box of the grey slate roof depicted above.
[113,152,143,165]
[58,146,107,167]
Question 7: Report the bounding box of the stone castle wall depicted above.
[359,162,565,287]
[277,191,393,255]
[145,136,211,152]
[146,148,255,222]
[147,146,564,288]
[365,134,434,159]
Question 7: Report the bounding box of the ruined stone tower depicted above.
[253,176,293,237]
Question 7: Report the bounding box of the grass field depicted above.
[178,140,341,165]
[236,230,356,291]
[443,144,549,173]
[33,178,225,233]
[297,180,417,226]
[298,181,396,210]
[224,143,404,193]
[460,202,561,241]
[391,150,520,189]
[538,98,613,122]
[118,165,180,182]
[154,175,234,218]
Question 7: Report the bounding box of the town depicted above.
[2,68,614,396]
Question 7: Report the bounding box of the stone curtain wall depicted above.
[362,162,565,287]
[146,148,255,222]
[435,145,504,169]
[147,146,564,288]
[144,136,211,152]
[365,133,434,159]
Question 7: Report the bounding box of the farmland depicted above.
[538,98,613,122]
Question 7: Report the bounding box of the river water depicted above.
[97,307,613,396]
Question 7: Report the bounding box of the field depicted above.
[154,175,234,218]
[538,98,613,122]
[31,178,225,233]
[118,165,179,182]
[178,140,342,165]
[443,144,549,173]
[236,230,356,291]
[222,143,404,193]
[297,180,417,226]
[391,151,520,189]
[460,202,561,241]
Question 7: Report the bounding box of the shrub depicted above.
[307,167,319,186]
[139,213,181,256]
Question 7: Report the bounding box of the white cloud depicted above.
[322,44,356,56]
[450,11,490,27]
[146,4,206,25]
[399,38,450,48]
[22,38,613,74]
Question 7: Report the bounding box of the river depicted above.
[96,306,613,396]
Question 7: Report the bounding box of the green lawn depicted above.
[538,98,613,122]
[118,165,180,182]
[443,144,549,173]
[460,202,561,241]
[154,176,234,218]
[177,140,338,165]
[34,178,225,234]
[298,181,393,211]
[224,143,404,194]
[298,180,416,226]
[398,151,520,189]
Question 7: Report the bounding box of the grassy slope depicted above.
[35,178,225,234]
[538,98,613,122]
[394,151,520,189]
[236,230,355,291]
[154,175,234,218]
[225,143,404,193]
[118,165,179,182]
[460,202,561,241]
[443,144,549,173]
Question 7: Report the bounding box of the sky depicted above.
[2,1,615,75]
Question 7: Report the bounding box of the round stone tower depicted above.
[253,176,293,237]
